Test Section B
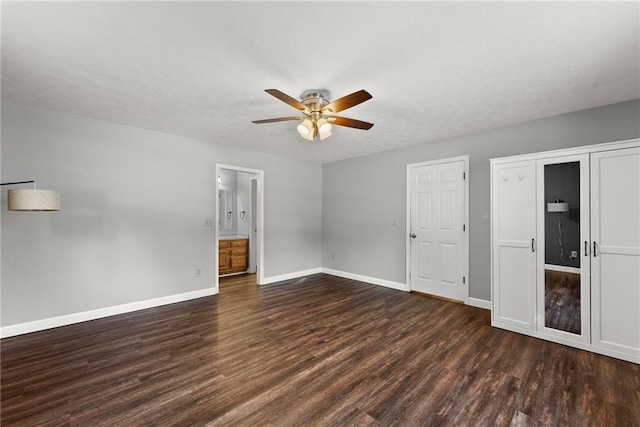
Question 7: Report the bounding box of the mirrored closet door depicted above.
[536,154,591,343]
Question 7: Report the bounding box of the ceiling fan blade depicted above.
[322,90,372,114]
[252,116,303,124]
[327,116,374,130]
[264,89,310,113]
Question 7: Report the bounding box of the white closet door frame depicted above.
[535,154,591,344]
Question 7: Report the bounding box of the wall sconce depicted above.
[547,199,570,262]
[547,200,569,212]
[1,180,60,211]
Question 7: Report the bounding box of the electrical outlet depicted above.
[195,268,201,278]
[204,218,214,227]
[331,253,335,261]
[392,218,398,226]
[571,250,578,258]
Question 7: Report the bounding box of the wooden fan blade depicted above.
[252,116,303,124]
[322,90,372,113]
[327,116,374,130]
[265,89,310,113]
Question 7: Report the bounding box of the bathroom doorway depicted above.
[215,164,264,290]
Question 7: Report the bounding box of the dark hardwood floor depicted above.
[544,270,581,335]
[2,273,639,426]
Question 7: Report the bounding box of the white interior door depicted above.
[409,158,467,301]
[590,147,640,358]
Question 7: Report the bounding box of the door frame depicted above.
[215,164,265,290]
[405,155,469,303]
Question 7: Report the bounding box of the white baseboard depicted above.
[322,269,490,309]
[321,268,409,292]
[544,264,581,274]
[1,270,488,338]
[467,297,491,310]
[260,268,323,285]
[0,287,217,339]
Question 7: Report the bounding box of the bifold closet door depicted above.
[492,161,537,330]
[590,147,640,359]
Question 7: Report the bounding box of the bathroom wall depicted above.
[218,168,238,234]
[218,169,253,236]
[236,171,252,236]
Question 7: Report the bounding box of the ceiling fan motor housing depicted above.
[301,90,331,114]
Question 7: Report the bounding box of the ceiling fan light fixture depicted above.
[317,118,332,140]
[297,119,312,136]
[319,129,332,141]
[297,118,315,140]
[317,118,332,134]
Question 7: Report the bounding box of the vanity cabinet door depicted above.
[230,240,248,271]
[219,240,231,274]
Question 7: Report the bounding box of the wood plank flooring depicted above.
[2,273,639,426]
[544,270,581,334]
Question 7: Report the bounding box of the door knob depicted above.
[410,233,417,238]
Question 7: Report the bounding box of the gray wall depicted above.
[1,101,322,326]
[2,99,639,328]
[322,99,640,301]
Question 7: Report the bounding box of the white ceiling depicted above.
[2,2,638,164]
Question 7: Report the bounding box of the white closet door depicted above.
[492,161,537,330]
[535,154,591,344]
[591,147,640,359]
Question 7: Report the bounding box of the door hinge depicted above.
[463,224,466,231]
[463,276,466,284]
[463,172,466,179]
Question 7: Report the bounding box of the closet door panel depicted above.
[596,255,640,349]
[492,161,537,330]
[591,147,640,357]
[536,155,590,344]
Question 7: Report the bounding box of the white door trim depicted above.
[215,164,265,289]
[406,155,470,303]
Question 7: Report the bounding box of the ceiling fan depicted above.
[252,89,373,141]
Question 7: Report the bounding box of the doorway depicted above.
[215,164,264,291]
[406,156,469,302]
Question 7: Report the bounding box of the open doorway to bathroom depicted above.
[215,164,264,291]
